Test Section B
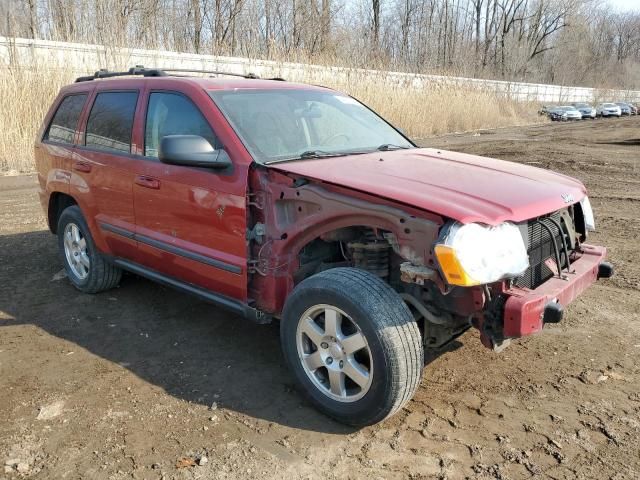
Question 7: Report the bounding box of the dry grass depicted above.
[0,67,77,173]
[0,64,537,174]
[324,75,536,138]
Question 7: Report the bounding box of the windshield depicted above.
[209,89,413,163]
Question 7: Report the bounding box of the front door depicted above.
[132,90,247,301]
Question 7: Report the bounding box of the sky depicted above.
[608,0,640,12]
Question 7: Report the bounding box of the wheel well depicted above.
[294,226,397,285]
[48,193,77,234]
[294,227,429,343]
[293,227,473,350]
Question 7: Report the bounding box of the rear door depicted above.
[72,90,140,258]
[132,89,247,301]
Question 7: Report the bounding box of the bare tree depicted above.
[372,0,381,49]
[2,0,639,88]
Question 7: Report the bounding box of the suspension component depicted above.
[347,231,391,278]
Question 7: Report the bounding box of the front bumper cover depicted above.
[502,244,609,338]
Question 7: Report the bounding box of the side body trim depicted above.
[100,222,135,239]
[99,222,242,274]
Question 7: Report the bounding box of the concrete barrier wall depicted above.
[2,36,639,103]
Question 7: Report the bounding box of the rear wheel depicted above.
[57,206,122,293]
[280,268,423,426]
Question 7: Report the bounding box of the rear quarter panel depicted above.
[35,91,73,225]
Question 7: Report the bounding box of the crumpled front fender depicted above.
[248,168,444,313]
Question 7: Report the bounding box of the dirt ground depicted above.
[1,118,639,480]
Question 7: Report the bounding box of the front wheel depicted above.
[280,268,423,426]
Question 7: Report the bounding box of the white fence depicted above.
[2,36,639,103]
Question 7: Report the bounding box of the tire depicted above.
[280,267,423,426]
[57,205,122,293]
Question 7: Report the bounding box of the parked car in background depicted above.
[615,102,632,116]
[596,103,622,117]
[557,106,582,120]
[621,102,637,115]
[35,67,613,426]
[571,103,596,119]
[547,106,568,121]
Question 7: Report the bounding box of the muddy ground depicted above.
[1,118,639,480]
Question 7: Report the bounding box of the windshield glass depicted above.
[209,89,413,163]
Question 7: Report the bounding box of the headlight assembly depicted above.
[434,222,529,286]
[580,196,595,231]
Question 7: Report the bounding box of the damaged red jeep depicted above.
[36,68,613,426]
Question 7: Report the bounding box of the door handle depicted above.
[73,161,92,173]
[135,175,160,189]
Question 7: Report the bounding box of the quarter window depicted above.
[85,91,138,153]
[44,94,87,144]
[144,92,218,157]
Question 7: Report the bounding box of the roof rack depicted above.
[74,65,278,83]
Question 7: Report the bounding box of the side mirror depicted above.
[158,135,232,169]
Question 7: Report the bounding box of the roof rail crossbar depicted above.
[75,66,167,83]
[160,68,260,79]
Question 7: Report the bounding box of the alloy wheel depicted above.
[63,222,90,280]
[296,304,373,402]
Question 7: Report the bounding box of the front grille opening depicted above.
[515,211,573,289]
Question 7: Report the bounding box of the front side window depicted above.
[144,92,218,158]
[209,89,413,163]
[45,94,88,144]
[85,91,138,153]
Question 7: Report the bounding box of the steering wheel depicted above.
[321,133,351,146]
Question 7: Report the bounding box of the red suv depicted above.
[36,67,613,426]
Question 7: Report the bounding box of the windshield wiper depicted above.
[298,150,344,159]
[265,150,368,165]
[265,145,411,165]
[377,144,410,151]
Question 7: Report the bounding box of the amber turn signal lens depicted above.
[434,244,479,286]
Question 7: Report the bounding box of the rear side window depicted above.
[144,92,218,157]
[85,91,138,153]
[44,94,87,144]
